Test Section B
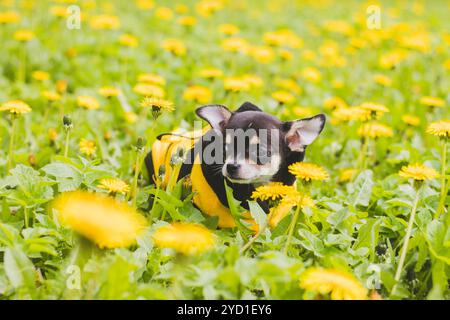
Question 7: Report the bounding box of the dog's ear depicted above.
[235,101,262,113]
[283,114,326,152]
[196,105,232,131]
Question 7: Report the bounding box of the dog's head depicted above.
[196,102,326,184]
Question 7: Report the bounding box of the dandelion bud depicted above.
[28,154,36,166]
[63,115,73,129]
[136,136,146,152]
[158,164,166,180]
[170,147,185,165]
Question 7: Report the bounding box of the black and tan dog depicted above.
[145,102,325,228]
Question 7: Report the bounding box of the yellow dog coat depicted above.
[149,127,237,228]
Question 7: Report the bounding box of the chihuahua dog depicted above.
[145,102,325,227]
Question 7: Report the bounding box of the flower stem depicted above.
[149,183,160,222]
[392,186,421,293]
[283,184,305,254]
[131,151,141,208]
[23,206,29,228]
[360,137,369,171]
[7,115,17,172]
[64,129,70,158]
[436,140,447,218]
[18,45,26,83]
[240,224,267,254]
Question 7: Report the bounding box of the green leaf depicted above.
[427,259,447,300]
[248,201,267,230]
[147,188,184,207]
[353,218,381,261]
[4,246,36,296]
[298,228,324,257]
[425,220,450,265]
[347,170,374,207]
[41,162,80,178]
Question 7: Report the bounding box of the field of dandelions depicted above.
[0,0,449,300]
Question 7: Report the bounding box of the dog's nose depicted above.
[226,163,240,176]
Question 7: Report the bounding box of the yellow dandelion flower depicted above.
[177,15,196,26]
[359,102,389,117]
[275,78,301,94]
[251,182,297,201]
[324,97,347,110]
[357,122,393,138]
[399,163,439,180]
[196,0,223,17]
[242,74,264,89]
[426,120,450,138]
[119,34,139,47]
[445,59,450,71]
[300,268,368,300]
[248,46,275,64]
[42,91,61,102]
[263,29,303,48]
[221,37,248,53]
[288,162,329,181]
[14,29,34,42]
[339,168,356,183]
[153,223,215,255]
[332,107,364,123]
[379,49,408,69]
[292,106,315,118]
[98,178,130,195]
[401,115,420,127]
[350,107,372,122]
[279,49,294,60]
[161,38,186,56]
[0,100,32,114]
[50,6,69,18]
[323,20,354,36]
[174,4,189,13]
[218,23,240,35]
[332,79,344,89]
[183,85,212,104]
[90,14,121,30]
[32,70,50,81]
[98,86,121,98]
[136,0,154,10]
[301,67,321,83]
[48,128,58,141]
[65,47,77,58]
[77,95,100,110]
[133,83,165,98]
[124,111,138,124]
[52,191,147,249]
[56,80,68,94]
[79,139,96,157]
[140,97,174,112]
[420,96,445,108]
[138,73,166,86]
[373,74,392,86]
[280,193,315,208]
[271,91,295,104]
[224,77,250,92]
[199,68,223,79]
[302,49,316,61]
[0,11,20,24]
[267,194,314,228]
[155,6,173,20]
